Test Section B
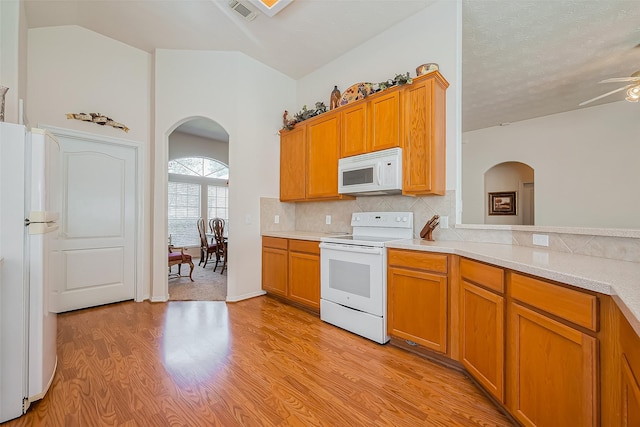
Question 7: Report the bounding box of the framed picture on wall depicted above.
[488,191,517,215]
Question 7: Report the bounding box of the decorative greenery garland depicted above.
[282,71,414,131]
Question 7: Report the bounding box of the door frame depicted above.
[41,124,145,302]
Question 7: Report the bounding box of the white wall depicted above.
[153,49,295,302]
[296,0,460,191]
[27,25,153,298]
[0,0,28,124]
[462,101,640,229]
[169,131,229,164]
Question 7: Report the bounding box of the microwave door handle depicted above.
[376,161,382,185]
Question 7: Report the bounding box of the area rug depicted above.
[168,259,227,301]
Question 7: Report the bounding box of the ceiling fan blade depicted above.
[599,77,640,83]
[578,86,629,106]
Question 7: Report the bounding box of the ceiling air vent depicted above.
[228,0,257,21]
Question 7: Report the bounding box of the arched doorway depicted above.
[166,117,229,301]
[484,161,534,225]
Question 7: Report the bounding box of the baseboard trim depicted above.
[226,290,266,303]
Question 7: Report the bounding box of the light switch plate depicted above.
[325,215,331,225]
[532,234,549,247]
[274,215,279,224]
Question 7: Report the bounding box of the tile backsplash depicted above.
[260,192,640,263]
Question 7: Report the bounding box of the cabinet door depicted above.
[369,91,401,152]
[288,251,320,310]
[306,113,341,199]
[262,246,288,297]
[280,126,306,201]
[622,355,640,426]
[387,267,448,353]
[402,76,446,195]
[341,103,368,157]
[508,303,597,427]
[460,281,505,403]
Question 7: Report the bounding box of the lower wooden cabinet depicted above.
[508,302,597,427]
[261,237,320,311]
[460,280,505,403]
[261,237,288,297]
[621,355,640,426]
[387,250,448,354]
[288,240,320,310]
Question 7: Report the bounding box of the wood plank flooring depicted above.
[4,296,514,426]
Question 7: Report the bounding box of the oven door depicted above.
[319,242,385,316]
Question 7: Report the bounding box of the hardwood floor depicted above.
[4,297,514,426]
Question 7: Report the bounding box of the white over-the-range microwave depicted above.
[338,147,402,196]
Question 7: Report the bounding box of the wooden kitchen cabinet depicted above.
[620,305,640,426]
[279,126,306,201]
[288,239,320,310]
[387,249,448,354]
[306,113,341,199]
[402,72,448,196]
[459,258,505,403]
[507,272,598,427]
[340,89,401,157]
[261,237,288,297]
[280,111,350,202]
[340,102,368,157]
[262,237,320,312]
[369,91,401,153]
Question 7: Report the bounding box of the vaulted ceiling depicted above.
[23,0,640,134]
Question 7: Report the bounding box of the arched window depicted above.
[168,157,229,247]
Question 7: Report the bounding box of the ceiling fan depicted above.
[579,70,640,106]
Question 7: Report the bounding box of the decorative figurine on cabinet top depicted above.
[330,85,341,110]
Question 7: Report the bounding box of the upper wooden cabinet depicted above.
[280,126,306,201]
[280,71,448,201]
[340,91,401,157]
[340,102,368,157]
[306,113,341,199]
[370,91,401,153]
[402,72,448,196]
[280,112,352,202]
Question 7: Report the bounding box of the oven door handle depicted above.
[319,242,384,255]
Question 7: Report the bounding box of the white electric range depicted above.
[319,212,413,344]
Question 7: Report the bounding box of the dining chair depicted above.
[211,217,227,274]
[168,245,194,281]
[197,218,217,267]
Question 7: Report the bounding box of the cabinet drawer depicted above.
[509,272,598,331]
[388,249,447,274]
[289,239,320,255]
[460,258,504,294]
[262,236,288,250]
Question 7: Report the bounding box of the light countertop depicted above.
[262,231,640,335]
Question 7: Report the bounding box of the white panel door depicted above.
[54,136,136,312]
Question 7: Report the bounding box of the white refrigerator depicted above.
[0,123,60,423]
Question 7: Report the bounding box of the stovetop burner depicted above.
[321,212,413,247]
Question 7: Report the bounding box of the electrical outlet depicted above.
[245,214,252,225]
[440,216,449,229]
[325,215,331,225]
[532,234,549,247]
[274,215,279,224]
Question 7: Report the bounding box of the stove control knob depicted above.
[395,216,401,222]
[354,216,361,222]
[402,217,408,222]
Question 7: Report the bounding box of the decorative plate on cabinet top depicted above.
[338,83,374,106]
